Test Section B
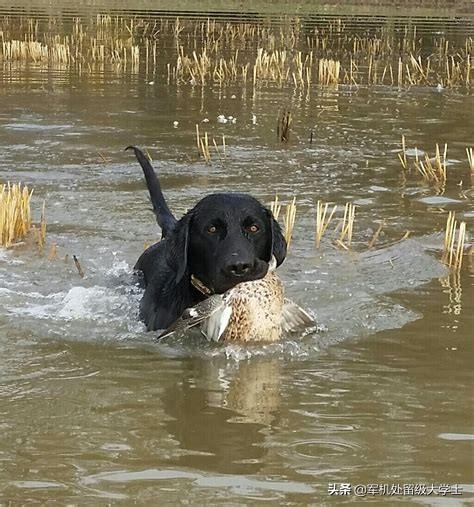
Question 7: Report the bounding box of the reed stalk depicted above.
[368,221,385,249]
[0,182,33,248]
[35,201,47,250]
[283,197,297,248]
[415,143,447,188]
[277,110,292,143]
[398,134,408,170]
[443,211,456,264]
[337,203,356,249]
[195,124,200,153]
[443,211,467,272]
[199,132,212,163]
[0,16,470,89]
[48,242,57,260]
[315,200,337,249]
[454,222,466,271]
[269,194,282,221]
[318,58,340,85]
[466,147,474,173]
[73,254,85,278]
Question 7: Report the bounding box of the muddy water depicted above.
[0,46,473,504]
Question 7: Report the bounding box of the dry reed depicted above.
[318,58,340,85]
[268,195,296,249]
[398,135,408,170]
[35,201,47,250]
[195,126,226,164]
[368,221,385,249]
[315,200,337,249]
[199,132,212,163]
[0,15,470,89]
[195,124,201,154]
[283,197,297,248]
[415,144,447,187]
[467,147,474,173]
[277,110,292,143]
[73,254,85,278]
[397,138,454,190]
[48,243,57,260]
[443,211,466,271]
[269,194,282,221]
[0,182,33,248]
[337,203,356,249]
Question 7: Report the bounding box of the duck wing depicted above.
[281,298,315,333]
[200,303,234,342]
[156,294,229,340]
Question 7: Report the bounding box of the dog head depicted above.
[166,193,286,293]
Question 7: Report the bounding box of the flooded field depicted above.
[0,12,473,505]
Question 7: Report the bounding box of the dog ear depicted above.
[265,208,287,266]
[166,211,193,284]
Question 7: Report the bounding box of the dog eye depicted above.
[207,225,218,234]
[246,224,260,233]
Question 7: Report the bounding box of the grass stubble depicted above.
[0,15,471,89]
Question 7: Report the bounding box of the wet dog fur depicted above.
[127,146,287,331]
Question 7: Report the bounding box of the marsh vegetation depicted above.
[0,8,472,505]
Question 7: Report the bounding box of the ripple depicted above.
[4,122,74,131]
[438,433,474,441]
[100,443,133,451]
[12,480,65,489]
[82,468,314,494]
[418,196,463,206]
[290,438,361,457]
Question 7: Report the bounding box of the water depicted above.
[0,24,473,505]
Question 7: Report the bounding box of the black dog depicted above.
[127,146,287,331]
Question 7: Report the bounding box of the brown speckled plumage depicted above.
[219,271,284,342]
[157,260,314,343]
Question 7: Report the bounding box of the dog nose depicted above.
[225,261,252,277]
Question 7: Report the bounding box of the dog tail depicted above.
[126,146,177,237]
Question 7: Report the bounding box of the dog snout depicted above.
[224,260,253,277]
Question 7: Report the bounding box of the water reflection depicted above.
[0,11,472,502]
[164,357,281,474]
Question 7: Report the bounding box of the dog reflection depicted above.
[163,358,281,474]
[218,359,280,425]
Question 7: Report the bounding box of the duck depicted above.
[157,257,314,343]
